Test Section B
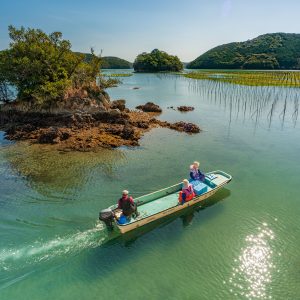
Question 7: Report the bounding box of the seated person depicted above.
[117,190,138,219]
[179,179,195,204]
[190,161,205,182]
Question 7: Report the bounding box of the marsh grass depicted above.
[183,74,299,128]
[103,73,133,77]
[184,70,300,88]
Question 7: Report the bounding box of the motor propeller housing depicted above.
[99,208,114,229]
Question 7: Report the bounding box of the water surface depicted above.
[0,71,300,299]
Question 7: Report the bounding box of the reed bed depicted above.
[184,70,300,88]
[183,74,299,128]
[103,73,133,77]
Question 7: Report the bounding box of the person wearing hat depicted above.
[190,161,205,182]
[117,190,138,218]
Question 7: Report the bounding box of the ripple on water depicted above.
[228,223,278,299]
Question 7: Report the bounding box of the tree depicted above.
[133,49,183,72]
[0,26,107,107]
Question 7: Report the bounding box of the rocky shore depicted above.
[0,100,200,151]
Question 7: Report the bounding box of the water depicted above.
[0,71,300,299]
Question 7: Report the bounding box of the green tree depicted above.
[133,49,183,72]
[0,26,105,107]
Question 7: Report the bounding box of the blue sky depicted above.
[1,0,299,62]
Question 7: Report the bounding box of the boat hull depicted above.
[116,187,221,234]
[100,170,232,234]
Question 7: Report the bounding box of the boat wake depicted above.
[0,222,107,273]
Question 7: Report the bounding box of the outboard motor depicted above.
[99,208,114,230]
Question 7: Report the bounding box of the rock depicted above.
[38,127,60,144]
[136,121,149,129]
[133,87,140,90]
[37,127,71,144]
[21,124,36,132]
[136,102,162,113]
[177,106,195,112]
[92,109,131,125]
[110,99,126,111]
[105,126,123,135]
[121,124,135,139]
[60,131,71,141]
[71,113,94,128]
[0,99,201,151]
[171,122,200,133]
[98,92,111,109]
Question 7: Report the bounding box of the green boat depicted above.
[99,170,232,234]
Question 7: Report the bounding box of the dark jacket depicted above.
[118,195,135,213]
[190,169,205,181]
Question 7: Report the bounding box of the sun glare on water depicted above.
[228,223,277,299]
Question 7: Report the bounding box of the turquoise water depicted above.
[0,71,300,299]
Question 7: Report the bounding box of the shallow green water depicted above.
[0,72,300,300]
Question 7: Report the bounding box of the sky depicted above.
[1,0,300,62]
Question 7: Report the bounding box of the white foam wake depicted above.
[0,223,106,272]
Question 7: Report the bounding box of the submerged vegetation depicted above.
[184,70,300,87]
[133,49,183,72]
[187,33,300,70]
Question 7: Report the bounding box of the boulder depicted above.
[110,99,126,111]
[177,106,195,112]
[38,127,60,144]
[136,102,162,113]
[121,124,135,139]
[171,122,200,133]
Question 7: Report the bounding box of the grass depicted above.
[184,70,300,88]
[103,73,133,77]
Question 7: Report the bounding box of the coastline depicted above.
[0,104,200,152]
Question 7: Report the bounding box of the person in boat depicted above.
[117,190,138,219]
[190,161,205,182]
[179,179,195,204]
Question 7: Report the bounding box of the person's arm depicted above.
[199,170,205,181]
[199,169,205,176]
[190,171,195,180]
[117,199,122,209]
[129,196,134,204]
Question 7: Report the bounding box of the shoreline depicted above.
[0,106,200,152]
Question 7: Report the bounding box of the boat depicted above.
[99,170,232,234]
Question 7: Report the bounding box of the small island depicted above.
[0,26,198,151]
[133,49,183,72]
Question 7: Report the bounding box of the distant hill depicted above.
[101,56,132,69]
[133,49,183,72]
[80,53,132,69]
[187,33,300,70]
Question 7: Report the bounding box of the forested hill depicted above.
[187,33,300,70]
[100,56,132,69]
[78,53,132,69]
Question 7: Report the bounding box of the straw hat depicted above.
[193,161,200,168]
